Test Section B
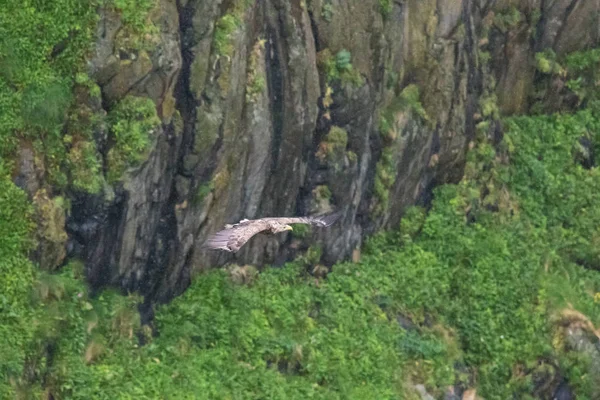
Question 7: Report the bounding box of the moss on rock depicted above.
[33,189,68,270]
[68,140,104,194]
[312,184,333,212]
[106,95,161,183]
[316,126,348,163]
[373,147,396,216]
[246,39,267,103]
[317,48,364,87]
[193,182,214,206]
[194,107,222,157]
[110,0,161,51]
[379,84,428,141]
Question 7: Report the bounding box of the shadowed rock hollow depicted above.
[57,0,599,302]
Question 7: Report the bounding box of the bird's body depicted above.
[203,212,342,253]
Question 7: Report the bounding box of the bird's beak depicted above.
[285,225,293,231]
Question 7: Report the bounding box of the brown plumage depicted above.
[203,212,342,253]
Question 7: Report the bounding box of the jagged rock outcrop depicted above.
[60,0,600,302]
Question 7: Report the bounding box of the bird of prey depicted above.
[203,212,342,253]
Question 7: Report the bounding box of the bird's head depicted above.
[273,224,293,233]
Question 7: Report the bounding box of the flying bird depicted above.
[203,212,342,253]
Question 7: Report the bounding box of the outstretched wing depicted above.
[203,220,269,253]
[265,211,343,228]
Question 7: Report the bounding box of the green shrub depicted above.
[111,0,157,32]
[106,96,160,182]
[379,84,429,139]
[214,14,241,57]
[0,167,37,396]
[493,6,523,32]
[319,49,364,87]
[379,0,393,18]
[212,0,251,57]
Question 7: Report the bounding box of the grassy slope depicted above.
[1,1,600,398]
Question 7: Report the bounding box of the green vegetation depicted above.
[321,0,334,22]
[211,0,251,95]
[379,0,393,19]
[313,185,332,202]
[246,39,267,103]
[316,126,348,163]
[111,0,158,33]
[324,126,348,146]
[533,48,600,114]
[318,49,364,87]
[379,84,429,139]
[67,139,104,194]
[310,185,334,217]
[397,84,428,121]
[478,50,491,65]
[479,91,500,120]
[213,0,251,57]
[0,166,37,397]
[0,0,161,393]
[373,147,395,216]
[110,0,159,50]
[291,223,311,239]
[0,0,160,192]
[535,49,565,75]
[493,6,523,32]
[374,84,429,215]
[193,182,214,206]
[214,14,240,57]
[106,95,160,183]
[0,0,98,168]
[564,49,600,107]
[33,189,69,270]
[0,0,160,388]
[65,74,105,193]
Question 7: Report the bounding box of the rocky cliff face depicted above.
[54,0,599,302]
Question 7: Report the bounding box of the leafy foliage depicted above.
[0,165,37,397]
[106,96,160,182]
[316,126,348,162]
[214,14,241,57]
[379,0,393,18]
[493,6,523,32]
[321,0,334,22]
[0,0,98,160]
[373,147,395,216]
[318,49,364,87]
[111,0,157,32]
[533,48,600,113]
[193,181,214,206]
[374,84,429,216]
[379,84,429,138]
[213,0,251,57]
[246,39,267,103]
[564,49,600,107]
[535,49,565,75]
[0,0,159,192]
